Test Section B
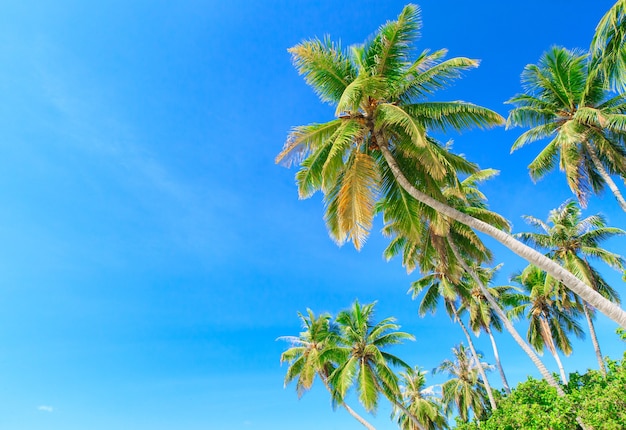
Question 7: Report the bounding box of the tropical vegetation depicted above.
[278,1,626,428]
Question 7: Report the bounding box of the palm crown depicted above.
[507,46,626,208]
[276,4,503,249]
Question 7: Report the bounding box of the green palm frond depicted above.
[375,103,427,147]
[295,139,334,199]
[335,75,386,115]
[321,119,364,191]
[398,56,479,101]
[363,4,421,79]
[405,101,504,133]
[277,120,342,167]
[510,123,560,152]
[505,105,557,129]
[591,0,626,91]
[528,136,560,180]
[357,363,379,411]
[289,37,355,104]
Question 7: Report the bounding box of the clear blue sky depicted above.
[0,1,623,429]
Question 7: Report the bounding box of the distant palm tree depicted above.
[279,309,377,430]
[394,367,448,430]
[461,265,514,394]
[386,170,561,394]
[327,300,425,429]
[510,266,585,383]
[516,200,624,374]
[507,46,626,211]
[434,344,491,423]
[410,272,497,411]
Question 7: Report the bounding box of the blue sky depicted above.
[0,1,623,429]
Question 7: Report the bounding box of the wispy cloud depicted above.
[37,405,54,413]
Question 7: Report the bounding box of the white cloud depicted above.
[37,405,54,413]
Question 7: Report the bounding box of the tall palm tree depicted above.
[434,343,491,423]
[410,272,497,411]
[461,265,514,394]
[394,367,448,430]
[509,266,585,383]
[386,170,563,394]
[327,300,425,429]
[506,46,626,211]
[515,200,624,374]
[591,0,626,92]
[277,4,626,328]
[279,309,377,430]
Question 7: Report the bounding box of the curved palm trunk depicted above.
[583,302,607,375]
[447,241,592,430]
[449,243,593,430]
[443,237,564,394]
[379,143,626,328]
[341,402,377,430]
[448,301,498,410]
[320,376,377,430]
[585,142,626,212]
[552,349,568,384]
[486,326,511,394]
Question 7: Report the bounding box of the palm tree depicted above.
[410,272,497,411]
[515,200,624,374]
[506,46,626,211]
[434,343,491,423]
[461,265,514,394]
[394,367,448,430]
[277,4,626,328]
[326,300,428,430]
[386,170,564,394]
[509,266,585,383]
[279,309,377,430]
[591,0,626,92]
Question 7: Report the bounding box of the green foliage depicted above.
[456,356,626,429]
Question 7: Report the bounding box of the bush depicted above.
[455,355,626,429]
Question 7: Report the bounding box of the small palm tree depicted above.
[509,266,585,383]
[328,300,424,429]
[279,309,376,430]
[394,367,448,430]
[461,265,515,394]
[410,271,497,411]
[507,46,626,211]
[434,344,491,423]
[516,200,624,374]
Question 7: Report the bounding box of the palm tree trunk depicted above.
[449,246,592,430]
[443,236,564,395]
[449,301,498,410]
[486,326,511,394]
[378,143,626,328]
[342,402,377,430]
[320,377,377,430]
[551,348,568,384]
[585,142,626,212]
[583,302,607,375]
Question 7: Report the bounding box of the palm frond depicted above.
[289,37,356,104]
